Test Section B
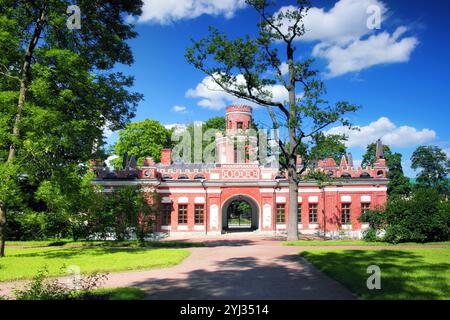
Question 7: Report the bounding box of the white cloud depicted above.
[326,117,436,148]
[313,27,418,77]
[186,74,295,110]
[164,123,188,134]
[274,0,418,77]
[172,105,188,113]
[279,62,289,76]
[138,0,246,24]
[302,0,387,44]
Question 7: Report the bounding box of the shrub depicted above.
[362,188,450,243]
[362,227,378,242]
[12,267,108,300]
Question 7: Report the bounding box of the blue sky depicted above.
[107,0,450,177]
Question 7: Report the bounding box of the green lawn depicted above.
[300,248,450,299]
[89,287,147,300]
[0,243,191,282]
[6,240,205,248]
[284,240,450,246]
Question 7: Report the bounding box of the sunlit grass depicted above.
[300,248,450,299]
[0,245,190,282]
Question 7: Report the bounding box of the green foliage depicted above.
[362,143,392,167]
[411,146,449,196]
[386,153,411,196]
[362,143,411,197]
[237,202,252,215]
[361,188,450,243]
[308,133,347,164]
[185,0,360,173]
[113,119,172,165]
[362,228,378,242]
[12,267,108,300]
[0,0,144,249]
[85,186,159,242]
[359,208,387,230]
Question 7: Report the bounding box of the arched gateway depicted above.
[221,195,259,232]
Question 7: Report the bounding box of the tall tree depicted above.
[186,0,359,240]
[411,146,449,196]
[386,153,411,197]
[0,0,143,256]
[114,119,172,165]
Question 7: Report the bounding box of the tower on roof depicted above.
[375,139,384,160]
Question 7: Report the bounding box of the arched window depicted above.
[327,170,334,177]
[341,173,351,179]
[377,170,384,177]
[194,175,206,180]
[360,172,371,178]
[275,175,286,181]
[162,175,172,180]
[177,175,189,180]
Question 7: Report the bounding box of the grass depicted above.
[89,287,147,300]
[284,240,450,246]
[300,248,450,299]
[0,243,191,282]
[6,240,205,248]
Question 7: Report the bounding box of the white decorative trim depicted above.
[298,196,303,203]
[194,197,205,204]
[308,196,319,203]
[261,173,272,180]
[276,224,286,230]
[341,195,352,203]
[161,197,172,204]
[342,224,352,230]
[361,195,371,203]
[210,204,219,229]
[263,204,272,229]
[308,223,319,229]
[161,225,171,231]
[178,197,189,204]
[194,225,205,231]
[361,223,370,230]
[324,187,387,192]
[276,196,286,203]
[298,224,303,229]
[177,225,188,231]
[210,173,220,180]
[157,189,221,194]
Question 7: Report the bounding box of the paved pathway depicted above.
[0,234,358,300]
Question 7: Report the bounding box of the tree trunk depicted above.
[287,163,299,241]
[8,7,46,161]
[0,201,6,257]
[1,7,46,256]
[286,45,299,241]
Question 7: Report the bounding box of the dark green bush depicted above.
[362,227,378,242]
[361,188,450,243]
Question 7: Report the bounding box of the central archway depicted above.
[222,195,259,232]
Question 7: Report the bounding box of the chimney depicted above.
[143,157,155,166]
[375,139,384,160]
[160,149,172,165]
